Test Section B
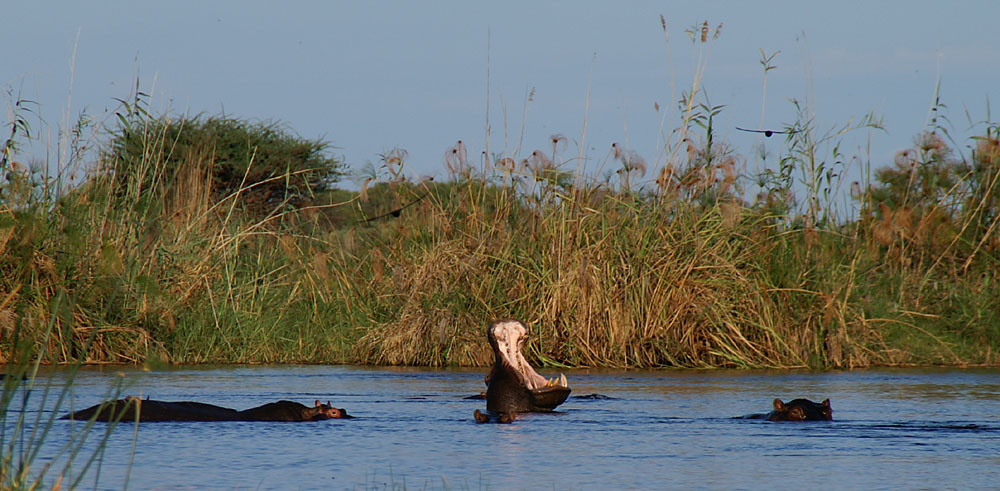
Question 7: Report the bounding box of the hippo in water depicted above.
[60,397,352,422]
[745,398,833,421]
[475,319,571,423]
[235,400,351,421]
[474,408,516,424]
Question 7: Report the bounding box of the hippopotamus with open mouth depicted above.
[475,319,571,423]
[60,397,352,422]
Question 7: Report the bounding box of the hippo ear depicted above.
[822,399,831,407]
[315,400,322,407]
[773,399,785,411]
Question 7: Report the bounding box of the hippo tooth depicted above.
[559,373,568,387]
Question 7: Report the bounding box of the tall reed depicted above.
[1,294,132,488]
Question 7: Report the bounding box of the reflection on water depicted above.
[11,366,1000,489]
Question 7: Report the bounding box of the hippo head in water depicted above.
[485,319,571,414]
[768,398,833,421]
[234,400,352,421]
[308,400,351,420]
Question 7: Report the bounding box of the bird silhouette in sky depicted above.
[359,192,429,223]
[735,126,799,138]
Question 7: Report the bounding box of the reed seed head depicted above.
[496,157,516,173]
[443,140,470,177]
[850,181,862,200]
[622,150,647,177]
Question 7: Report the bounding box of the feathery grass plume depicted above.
[655,160,678,195]
[615,148,647,192]
[379,147,408,182]
[523,149,572,201]
[527,149,554,172]
[549,133,568,161]
[443,140,470,178]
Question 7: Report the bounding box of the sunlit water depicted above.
[6,366,1000,489]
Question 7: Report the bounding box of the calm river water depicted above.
[9,365,1000,489]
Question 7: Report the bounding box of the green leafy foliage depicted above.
[103,98,345,217]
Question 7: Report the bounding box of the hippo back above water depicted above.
[60,398,351,422]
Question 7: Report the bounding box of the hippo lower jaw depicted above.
[528,378,571,410]
[485,319,571,414]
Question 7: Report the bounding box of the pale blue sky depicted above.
[4,1,998,190]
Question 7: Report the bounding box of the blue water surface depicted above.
[9,365,1000,489]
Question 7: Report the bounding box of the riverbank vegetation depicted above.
[2,47,998,370]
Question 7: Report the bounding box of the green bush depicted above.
[102,104,345,217]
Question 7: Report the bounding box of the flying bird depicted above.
[735,126,799,138]
[359,192,429,223]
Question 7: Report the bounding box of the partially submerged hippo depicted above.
[475,319,571,423]
[745,398,833,421]
[474,408,516,424]
[60,397,351,422]
[236,400,351,421]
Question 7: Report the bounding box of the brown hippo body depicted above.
[60,398,351,422]
[60,398,240,422]
[476,319,571,423]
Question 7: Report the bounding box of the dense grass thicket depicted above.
[2,90,996,370]
[2,27,998,369]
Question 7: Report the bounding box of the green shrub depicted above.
[102,101,345,217]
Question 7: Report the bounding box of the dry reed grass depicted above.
[349,178,896,369]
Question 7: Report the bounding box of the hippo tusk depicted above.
[559,373,568,387]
